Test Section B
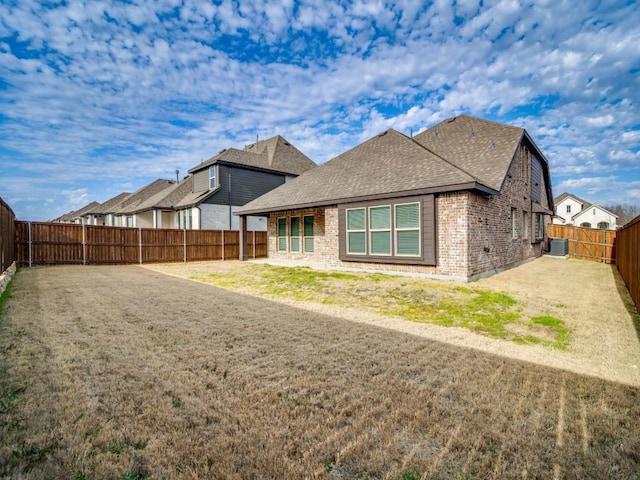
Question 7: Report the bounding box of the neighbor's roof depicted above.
[236,128,488,215]
[555,192,618,220]
[85,192,132,215]
[55,201,101,222]
[413,115,525,192]
[128,177,194,214]
[113,179,176,215]
[188,135,316,176]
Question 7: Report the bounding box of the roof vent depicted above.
[446,117,457,123]
[378,130,388,137]
[219,148,226,154]
[490,142,496,150]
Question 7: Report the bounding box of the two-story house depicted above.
[174,135,316,230]
[552,192,617,230]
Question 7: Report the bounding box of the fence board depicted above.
[14,222,267,266]
[615,215,640,311]
[0,197,16,273]
[547,224,616,264]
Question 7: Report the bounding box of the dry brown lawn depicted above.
[1,264,639,479]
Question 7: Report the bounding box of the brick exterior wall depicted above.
[265,142,551,280]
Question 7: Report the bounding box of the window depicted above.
[369,206,391,255]
[277,218,287,252]
[581,222,592,228]
[177,209,192,229]
[347,208,366,254]
[303,216,314,252]
[209,166,217,189]
[535,214,544,240]
[290,217,300,252]
[510,208,517,239]
[597,222,609,230]
[395,203,420,256]
[126,215,133,227]
[522,211,528,238]
[566,205,571,214]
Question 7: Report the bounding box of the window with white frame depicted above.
[535,214,544,240]
[369,206,391,255]
[395,203,420,256]
[510,208,517,239]
[303,216,314,252]
[566,205,571,213]
[346,208,366,254]
[209,166,217,189]
[522,211,528,238]
[277,218,287,252]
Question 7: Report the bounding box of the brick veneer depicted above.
[265,143,551,280]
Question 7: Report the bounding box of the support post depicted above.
[183,227,187,263]
[239,215,248,261]
[28,221,32,268]
[82,223,87,265]
[138,227,143,265]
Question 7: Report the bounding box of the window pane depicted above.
[347,208,365,230]
[348,232,366,254]
[371,231,391,254]
[278,218,287,236]
[291,237,300,252]
[304,216,314,236]
[278,237,287,251]
[396,203,419,228]
[304,237,314,252]
[369,206,390,229]
[397,230,420,255]
[290,217,300,236]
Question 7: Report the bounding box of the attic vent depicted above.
[283,141,290,146]
[469,128,475,138]
[490,142,496,150]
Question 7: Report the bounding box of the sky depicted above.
[0,0,638,221]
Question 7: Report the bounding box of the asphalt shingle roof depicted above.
[237,128,480,215]
[189,135,316,176]
[113,179,176,215]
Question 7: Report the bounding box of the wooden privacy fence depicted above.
[14,222,267,267]
[547,224,616,264]
[0,197,16,273]
[615,215,640,311]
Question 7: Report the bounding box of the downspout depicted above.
[228,167,232,230]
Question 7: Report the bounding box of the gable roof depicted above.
[84,192,132,215]
[413,115,524,192]
[128,177,194,214]
[113,179,176,215]
[189,135,316,176]
[236,128,488,215]
[554,192,618,220]
[55,201,101,222]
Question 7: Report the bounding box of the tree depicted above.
[605,203,640,227]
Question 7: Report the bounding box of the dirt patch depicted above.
[146,256,640,386]
[0,265,639,479]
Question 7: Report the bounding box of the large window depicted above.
[535,214,544,240]
[510,208,517,239]
[277,218,287,252]
[522,211,528,239]
[303,216,314,252]
[346,202,421,257]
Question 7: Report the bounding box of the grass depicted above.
[191,264,570,349]
[0,265,638,479]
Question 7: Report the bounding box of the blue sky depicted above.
[1,0,638,221]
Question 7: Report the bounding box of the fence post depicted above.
[82,223,87,265]
[138,227,143,265]
[28,221,32,268]
[253,231,256,259]
[221,230,225,261]
[183,227,187,263]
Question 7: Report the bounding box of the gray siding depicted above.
[199,203,267,230]
[193,169,209,193]
[531,155,542,204]
[204,165,286,206]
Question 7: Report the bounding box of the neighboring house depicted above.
[236,115,554,281]
[81,192,131,226]
[176,135,316,231]
[54,201,101,224]
[109,179,177,227]
[552,192,617,229]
